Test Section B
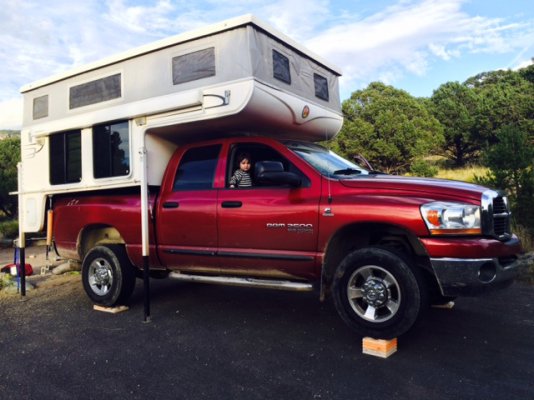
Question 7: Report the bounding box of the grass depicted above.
[0,273,14,290]
[511,223,534,283]
[435,165,489,183]
[514,223,534,253]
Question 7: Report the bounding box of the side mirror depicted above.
[254,161,302,187]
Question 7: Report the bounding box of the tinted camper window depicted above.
[273,50,291,84]
[69,74,122,109]
[33,95,49,119]
[93,121,130,179]
[172,48,216,85]
[314,74,329,101]
[50,130,81,185]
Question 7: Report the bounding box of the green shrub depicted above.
[409,159,438,177]
[0,137,20,218]
[477,126,534,235]
[0,219,18,239]
[513,223,533,253]
[0,273,14,290]
[512,225,533,285]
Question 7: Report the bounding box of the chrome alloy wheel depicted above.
[88,257,114,296]
[346,265,401,323]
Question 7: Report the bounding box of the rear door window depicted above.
[173,145,221,191]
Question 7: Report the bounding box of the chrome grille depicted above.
[493,197,507,214]
[481,190,511,241]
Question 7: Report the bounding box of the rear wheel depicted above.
[332,247,425,339]
[82,245,136,306]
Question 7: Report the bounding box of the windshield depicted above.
[286,141,369,177]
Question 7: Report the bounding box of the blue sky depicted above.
[0,0,532,129]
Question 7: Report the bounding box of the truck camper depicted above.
[19,14,342,232]
[18,15,522,339]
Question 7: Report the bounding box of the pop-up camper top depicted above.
[19,14,343,232]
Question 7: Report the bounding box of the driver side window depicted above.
[227,143,309,188]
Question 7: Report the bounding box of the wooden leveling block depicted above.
[93,305,129,314]
[362,337,398,358]
[431,301,455,309]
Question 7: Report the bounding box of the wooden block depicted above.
[362,337,397,358]
[93,304,129,314]
[431,301,455,309]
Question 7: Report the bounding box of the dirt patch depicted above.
[0,273,81,304]
[0,244,79,306]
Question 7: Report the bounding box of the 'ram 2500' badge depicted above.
[266,223,314,234]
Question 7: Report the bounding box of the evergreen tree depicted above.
[334,82,444,174]
[0,137,20,217]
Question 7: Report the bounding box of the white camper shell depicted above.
[19,15,343,233]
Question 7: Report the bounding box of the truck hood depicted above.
[338,174,490,202]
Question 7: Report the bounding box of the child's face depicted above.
[239,158,251,172]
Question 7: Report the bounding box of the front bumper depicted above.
[430,256,521,296]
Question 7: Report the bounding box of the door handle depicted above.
[221,201,242,208]
[162,201,179,209]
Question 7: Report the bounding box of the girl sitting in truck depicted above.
[229,153,252,188]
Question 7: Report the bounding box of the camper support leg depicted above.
[19,246,26,297]
[17,163,26,297]
[143,255,150,322]
[139,144,151,323]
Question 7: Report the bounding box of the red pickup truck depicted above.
[53,136,522,338]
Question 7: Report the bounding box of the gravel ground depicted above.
[1,244,533,399]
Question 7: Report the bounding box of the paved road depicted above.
[0,275,533,400]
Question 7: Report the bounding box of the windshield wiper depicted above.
[333,168,362,175]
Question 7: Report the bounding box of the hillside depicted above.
[0,130,20,139]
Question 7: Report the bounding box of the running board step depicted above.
[168,272,314,292]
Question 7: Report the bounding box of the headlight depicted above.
[420,202,481,235]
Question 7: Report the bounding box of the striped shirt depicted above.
[230,169,252,188]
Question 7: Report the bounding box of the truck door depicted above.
[157,144,221,272]
[217,142,321,280]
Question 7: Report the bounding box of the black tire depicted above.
[332,247,425,339]
[82,245,136,307]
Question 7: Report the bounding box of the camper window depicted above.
[314,73,329,101]
[69,73,122,109]
[93,121,130,179]
[49,130,81,185]
[273,50,291,84]
[172,47,216,85]
[33,95,49,120]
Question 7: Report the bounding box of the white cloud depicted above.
[428,44,452,61]
[305,0,534,97]
[260,0,332,41]
[104,0,186,34]
[0,98,23,130]
[513,58,533,71]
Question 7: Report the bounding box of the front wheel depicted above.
[82,245,136,307]
[332,247,425,339]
